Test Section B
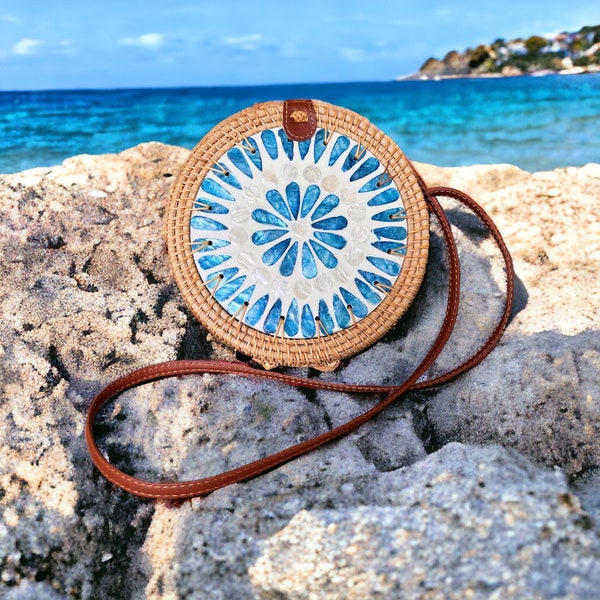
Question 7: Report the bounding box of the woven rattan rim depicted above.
[166,100,429,369]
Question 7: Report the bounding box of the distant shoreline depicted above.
[399,65,600,81]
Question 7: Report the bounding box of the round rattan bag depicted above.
[166,100,429,370]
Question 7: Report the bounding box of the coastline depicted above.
[398,64,600,81]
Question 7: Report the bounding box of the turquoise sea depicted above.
[1,74,599,174]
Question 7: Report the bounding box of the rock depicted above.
[0,143,599,598]
[572,467,600,525]
[411,162,600,476]
[249,444,600,599]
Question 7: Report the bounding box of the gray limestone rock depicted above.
[250,444,600,600]
[0,144,599,598]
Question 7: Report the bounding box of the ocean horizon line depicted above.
[4,70,596,95]
[0,79,398,95]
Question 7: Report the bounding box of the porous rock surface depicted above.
[0,144,598,598]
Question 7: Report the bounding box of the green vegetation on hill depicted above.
[418,24,600,78]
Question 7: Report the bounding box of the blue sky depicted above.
[1,0,598,90]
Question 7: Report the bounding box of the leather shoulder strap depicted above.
[85,187,514,499]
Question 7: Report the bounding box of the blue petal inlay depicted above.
[193,127,409,338]
[333,294,351,329]
[190,215,228,231]
[372,208,406,222]
[328,136,350,166]
[277,128,294,160]
[286,182,301,219]
[312,215,348,231]
[301,304,316,338]
[341,145,364,172]
[311,194,340,221]
[314,129,327,163]
[372,241,407,255]
[227,285,256,316]
[298,139,311,159]
[340,287,368,318]
[310,239,338,269]
[243,138,263,171]
[261,130,278,160]
[350,157,380,182]
[367,188,400,206]
[279,241,299,277]
[263,299,283,334]
[318,300,334,334]
[358,173,393,193]
[193,198,229,214]
[201,178,235,201]
[245,294,269,327]
[367,256,401,276]
[374,226,408,241]
[262,238,291,266]
[266,189,292,221]
[252,229,287,245]
[300,185,321,218]
[212,163,242,190]
[358,269,392,290]
[313,231,346,249]
[227,148,253,178]
[215,267,240,283]
[355,278,381,304]
[301,242,317,279]
[252,208,288,228]
[191,238,230,252]
[197,254,231,269]
[214,275,246,303]
[284,299,300,337]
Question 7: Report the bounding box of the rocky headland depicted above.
[405,24,600,79]
[1,143,599,599]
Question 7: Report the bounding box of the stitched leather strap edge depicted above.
[85,186,514,499]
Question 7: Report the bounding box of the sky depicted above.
[1,0,599,91]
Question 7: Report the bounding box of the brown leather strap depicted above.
[85,186,514,499]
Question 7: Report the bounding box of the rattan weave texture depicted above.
[166,100,429,369]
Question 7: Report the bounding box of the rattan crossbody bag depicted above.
[85,100,514,499]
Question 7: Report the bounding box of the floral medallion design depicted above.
[189,127,408,339]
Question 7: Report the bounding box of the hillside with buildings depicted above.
[414,25,600,79]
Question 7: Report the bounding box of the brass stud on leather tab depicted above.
[290,110,308,123]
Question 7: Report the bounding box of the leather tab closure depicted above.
[283,100,317,141]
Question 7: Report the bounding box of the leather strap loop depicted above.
[283,99,317,141]
[85,186,514,499]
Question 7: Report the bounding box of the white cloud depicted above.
[433,8,455,19]
[120,33,164,48]
[222,34,263,51]
[340,47,366,62]
[1,14,21,24]
[12,38,44,55]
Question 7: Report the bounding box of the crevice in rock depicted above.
[133,252,160,284]
[410,395,444,454]
[299,386,333,431]
[47,344,71,383]
[154,284,176,318]
[176,314,213,360]
[129,309,149,344]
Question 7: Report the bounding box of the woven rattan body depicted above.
[165,101,430,369]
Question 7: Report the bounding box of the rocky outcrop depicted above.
[0,144,599,598]
[413,25,600,79]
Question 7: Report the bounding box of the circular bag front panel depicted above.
[166,101,429,369]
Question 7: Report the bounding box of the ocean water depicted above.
[1,75,599,174]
